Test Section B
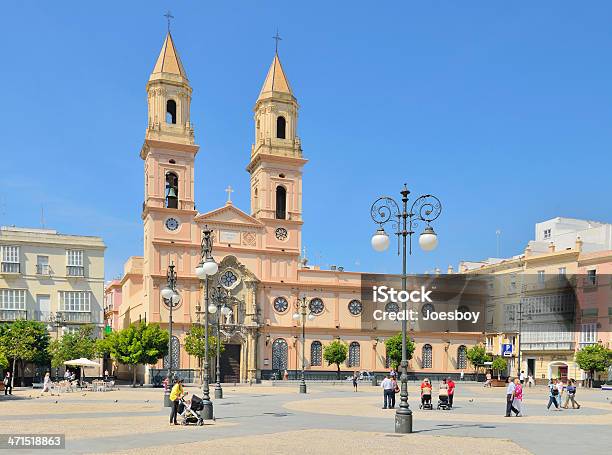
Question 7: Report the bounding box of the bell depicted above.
[167,187,177,198]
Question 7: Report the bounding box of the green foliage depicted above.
[466,344,491,374]
[0,348,8,369]
[184,325,223,361]
[384,333,415,370]
[575,344,612,375]
[48,325,97,368]
[491,357,507,373]
[323,340,348,378]
[1,320,50,365]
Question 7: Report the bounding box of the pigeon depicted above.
[114,399,118,403]
[82,393,87,396]
[55,401,58,404]
[145,400,149,403]
[468,398,474,403]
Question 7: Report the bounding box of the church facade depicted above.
[111,31,482,383]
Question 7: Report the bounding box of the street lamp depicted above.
[209,285,231,399]
[292,296,315,394]
[47,312,65,380]
[194,225,218,420]
[161,262,181,407]
[370,184,442,434]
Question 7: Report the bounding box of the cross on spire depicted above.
[225,185,234,204]
[272,30,282,54]
[164,10,174,33]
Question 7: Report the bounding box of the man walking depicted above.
[3,372,12,395]
[381,374,394,409]
[447,377,456,408]
[505,377,519,417]
[519,370,526,385]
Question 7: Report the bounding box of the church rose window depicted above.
[422,344,433,368]
[273,297,289,313]
[348,299,363,315]
[220,270,238,288]
[421,303,435,318]
[272,338,288,371]
[275,227,288,241]
[309,298,324,315]
[385,302,399,313]
[310,341,322,366]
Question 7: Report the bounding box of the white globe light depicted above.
[419,226,438,252]
[307,313,315,321]
[371,228,390,252]
[161,287,174,300]
[208,304,217,314]
[202,259,218,276]
[195,264,207,279]
[171,292,181,304]
[221,305,231,316]
[292,312,300,321]
[46,324,53,332]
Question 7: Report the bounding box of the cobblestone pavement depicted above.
[0,382,610,454]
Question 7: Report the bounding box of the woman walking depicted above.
[3,372,12,395]
[390,374,399,408]
[547,379,561,411]
[562,379,581,409]
[352,372,358,392]
[40,372,52,396]
[513,377,523,416]
[169,378,186,425]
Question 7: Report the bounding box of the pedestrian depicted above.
[528,374,535,388]
[64,369,71,380]
[283,369,289,381]
[484,371,492,388]
[381,374,394,409]
[352,371,358,392]
[460,370,465,381]
[556,379,565,406]
[505,377,519,417]
[447,377,456,408]
[104,369,109,381]
[391,374,399,408]
[519,370,526,385]
[3,372,12,395]
[547,379,561,411]
[40,372,52,396]
[513,377,523,416]
[169,378,186,425]
[562,379,581,409]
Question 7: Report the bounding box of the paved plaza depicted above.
[1,381,610,454]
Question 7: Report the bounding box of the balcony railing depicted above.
[1,262,20,273]
[66,266,85,277]
[521,342,575,351]
[62,312,92,323]
[36,264,51,275]
[0,309,27,321]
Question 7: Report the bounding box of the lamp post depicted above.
[209,285,231,399]
[292,296,315,393]
[47,312,65,380]
[370,184,442,434]
[195,225,219,420]
[161,263,181,407]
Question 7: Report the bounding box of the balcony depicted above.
[62,312,92,323]
[66,266,85,277]
[0,309,27,321]
[1,262,20,274]
[521,342,575,351]
[36,264,51,276]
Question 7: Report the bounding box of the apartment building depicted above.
[0,226,105,336]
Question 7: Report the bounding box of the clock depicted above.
[275,227,288,241]
[165,218,179,231]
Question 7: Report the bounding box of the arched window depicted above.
[165,172,179,209]
[348,342,360,367]
[163,336,180,369]
[272,338,288,371]
[166,99,177,124]
[422,344,433,368]
[276,116,286,139]
[457,345,467,369]
[311,341,322,366]
[275,186,286,219]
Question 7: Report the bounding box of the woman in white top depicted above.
[40,372,52,396]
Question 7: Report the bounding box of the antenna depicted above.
[41,205,46,229]
[496,229,501,257]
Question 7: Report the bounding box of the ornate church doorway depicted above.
[220,344,241,383]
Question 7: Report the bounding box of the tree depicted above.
[323,340,348,379]
[0,320,50,386]
[384,333,415,370]
[575,344,612,387]
[466,344,491,378]
[491,357,508,380]
[48,325,97,369]
[184,325,223,382]
[107,323,169,386]
[0,348,8,369]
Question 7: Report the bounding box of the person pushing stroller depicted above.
[420,378,433,410]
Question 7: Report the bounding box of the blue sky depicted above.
[1,1,611,280]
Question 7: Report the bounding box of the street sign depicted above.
[502,344,513,357]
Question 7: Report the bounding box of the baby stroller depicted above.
[437,390,451,410]
[180,394,205,426]
[420,387,433,410]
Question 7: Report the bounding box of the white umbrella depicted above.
[64,358,101,386]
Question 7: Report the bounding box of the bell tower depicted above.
[247,48,306,265]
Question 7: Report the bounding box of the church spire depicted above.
[257,53,293,101]
[151,32,188,80]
